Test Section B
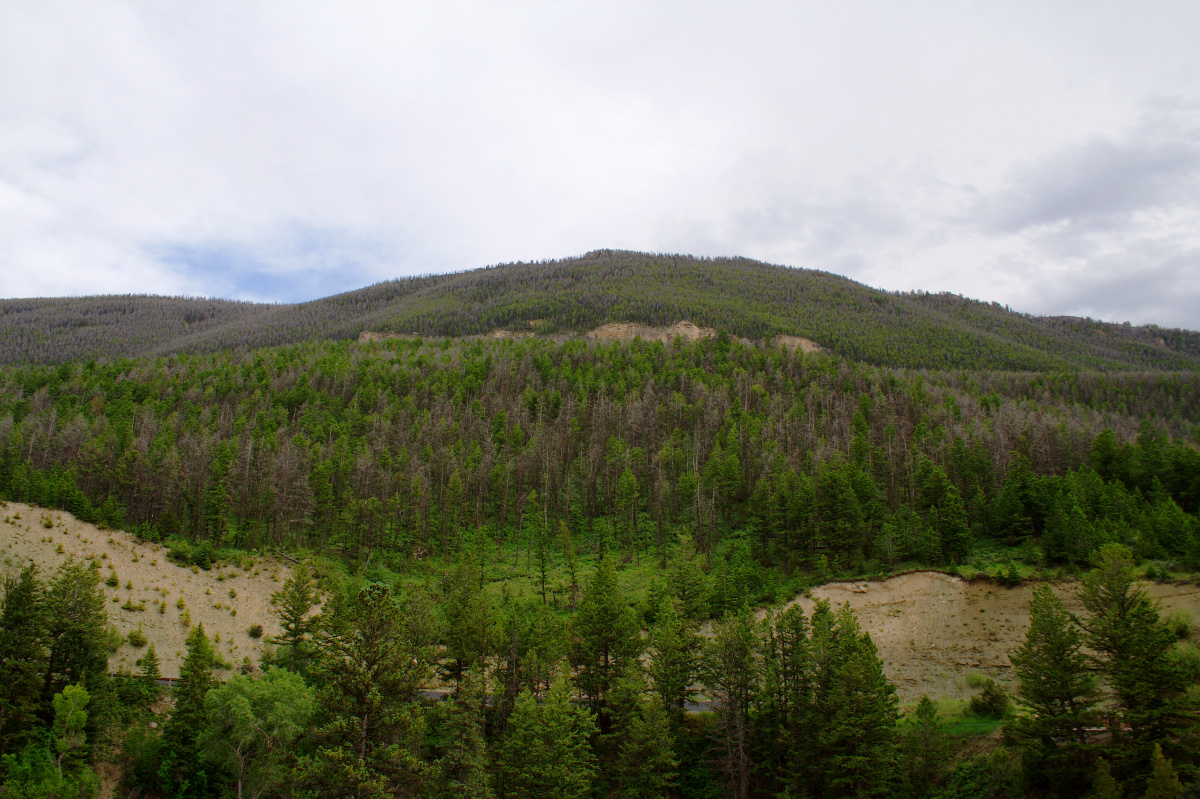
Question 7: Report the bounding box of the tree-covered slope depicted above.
[2,250,1198,370]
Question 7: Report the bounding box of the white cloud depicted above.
[1,1,1197,325]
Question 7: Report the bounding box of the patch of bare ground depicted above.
[0,501,292,679]
[769,334,823,354]
[586,320,718,344]
[783,571,1200,702]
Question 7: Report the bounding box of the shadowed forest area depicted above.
[2,261,1200,798]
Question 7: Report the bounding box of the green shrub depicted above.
[104,625,124,652]
[247,624,264,639]
[967,677,1011,719]
[1165,610,1192,640]
[127,624,148,648]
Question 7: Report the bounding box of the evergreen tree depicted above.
[431,666,493,799]
[1008,584,1098,792]
[42,558,107,709]
[136,643,161,681]
[160,623,218,797]
[812,603,899,799]
[646,597,698,730]
[0,565,48,753]
[1142,744,1182,799]
[1080,545,1193,772]
[938,485,972,563]
[898,696,948,796]
[271,562,318,675]
[441,568,498,685]
[703,606,759,799]
[614,696,679,799]
[300,582,428,797]
[498,672,597,799]
[570,557,640,729]
[1089,757,1122,799]
[757,604,813,795]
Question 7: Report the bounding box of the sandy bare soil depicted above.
[769,334,823,354]
[786,571,1200,702]
[1,501,291,679]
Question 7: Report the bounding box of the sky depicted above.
[1,2,1198,328]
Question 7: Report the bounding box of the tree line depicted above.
[3,542,1196,797]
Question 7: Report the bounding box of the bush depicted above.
[967,677,1011,719]
[247,624,264,639]
[997,561,1022,587]
[105,572,119,588]
[1165,610,1192,640]
[104,625,125,652]
[127,624,148,648]
[167,539,191,565]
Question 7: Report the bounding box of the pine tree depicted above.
[1089,757,1121,799]
[1009,584,1098,792]
[754,604,809,792]
[899,696,948,795]
[42,558,108,707]
[703,606,759,799]
[271,562,317,674]
[300,582,428,797]
[570,557,640,729]
[442,568,498,685]
[1080,545,1192,771]
[614,696,679,799]
[1142,744,1181,799]
[646,597,698,730]
[811,603,899,799]
[498,672,597,799]
[938,485,972,563]
[432,666,493,799]
[0,565,48,752]
[136,643,161,681]
[160,623,217,795]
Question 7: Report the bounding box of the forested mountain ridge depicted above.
[3,250,1199,370]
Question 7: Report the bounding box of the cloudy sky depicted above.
[2,2,1197,327]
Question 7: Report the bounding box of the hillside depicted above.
[1,501,290,679]
[2,250,1198,370]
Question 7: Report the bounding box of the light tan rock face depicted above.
[357,331,421,343]
[485,329,536,340]
[586,320,717,344]
[770,334,823,354]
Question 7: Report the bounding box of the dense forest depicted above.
[4,544,1194,799]
[1,335,1198,578]
[4,251,1200,371]
[2,283,1200,796]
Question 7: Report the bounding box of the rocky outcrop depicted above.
[358,323,821,353]
[770,334,823,354]
[585,320,717,344]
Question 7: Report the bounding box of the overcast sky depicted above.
[2,2,1197,328]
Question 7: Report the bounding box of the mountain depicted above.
[2,250,1198,370]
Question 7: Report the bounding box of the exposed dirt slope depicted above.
[787,571,1200,702]
[1,502,290,678]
